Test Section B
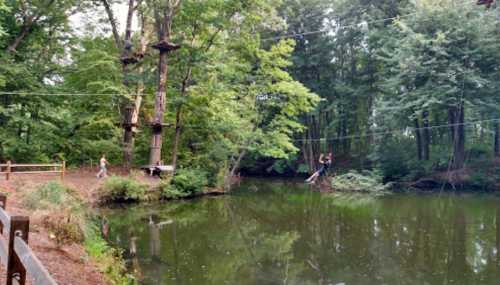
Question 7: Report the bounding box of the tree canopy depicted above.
[1,0,500,187]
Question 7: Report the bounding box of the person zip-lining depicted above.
[96,154,109,178]
[305,152,333,184]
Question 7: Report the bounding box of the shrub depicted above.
[469,172,495,190]
[84,221,136,285]
[23,182,85,247]
[170,168,208,194]
[160,182,191,199]
[159,168,209,199]
[98,176,148,203]
[331,170,390,193]
[370,137,413,180]
[42,210,85,247]
[24,181,78,210]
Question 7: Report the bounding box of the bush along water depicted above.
[22,181,135,284]
[331,170,391,193]
[98,176,156,203]
[160,168,209,199]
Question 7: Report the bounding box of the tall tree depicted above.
[148,0,181,165]
[99,0,149,168]
[378,0,495,169]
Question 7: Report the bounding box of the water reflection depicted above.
[103,180,500,285]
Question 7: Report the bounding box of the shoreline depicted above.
[1,168,496,284]
[0,167,228,284]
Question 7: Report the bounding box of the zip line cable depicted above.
[186,117,500,146]
[0,67,481,98]
[0,91,130,96]
[262,0,479,41]
[290,117,500,143]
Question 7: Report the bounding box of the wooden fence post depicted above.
[7,216,29,285]
[6,161,11,181]
[61,161,66,181]
[0,194,6,234]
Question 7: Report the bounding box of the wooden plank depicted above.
[8,164,61,168]
[14,237,58,285]
[0,236,8,265]
[0,164,60,167]
[7,216,29,285]
[4,171,62,174]
[0,208,11,234]
[6,161,11,181]
[61,161,65,180]
[0,194,6,234]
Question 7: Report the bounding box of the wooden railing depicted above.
[0,195,57,285]
[0,162,65,181]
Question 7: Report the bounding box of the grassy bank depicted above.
[22,181,136,285]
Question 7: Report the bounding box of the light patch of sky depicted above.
[69,2,138,38]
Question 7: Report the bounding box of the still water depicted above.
[103,179,500,285]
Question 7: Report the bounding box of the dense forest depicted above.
[1,0,500,189]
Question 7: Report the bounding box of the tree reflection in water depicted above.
[102,180,500,285]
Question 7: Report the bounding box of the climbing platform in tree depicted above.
[151,40,181,52]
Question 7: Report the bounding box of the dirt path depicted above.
[0,167,159,285]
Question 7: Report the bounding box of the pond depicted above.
[102,179,500,285]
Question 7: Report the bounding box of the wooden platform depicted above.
[140,165,174,177]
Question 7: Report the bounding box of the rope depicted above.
[292,117,500,143]
[0,91,128,96]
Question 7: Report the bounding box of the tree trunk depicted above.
[7,23,31,53]
[229,149,247,178]
[496,207,500,266]
[122,6,149,169]
[149,51,168,165]
[494,121,500,157]
[171,68,192,172]
[423,110,430,161]
[449,104,465,169]
[414,118,423,161]
[100,0,122,50]
[121,0,136,169]
[171,108,182,171]
[149,0,181,165]
[302,132,310,172]
[307,117,316,172]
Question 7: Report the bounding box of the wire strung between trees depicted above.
[187,117,500,147]
[291,117,500,143]
[0,91,127,96]
[3,89,497,141]
[262,0,478,41]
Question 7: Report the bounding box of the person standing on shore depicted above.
[97,154,109,178]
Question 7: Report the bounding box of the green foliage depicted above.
[23,181,78,210]
[331,170,390,193]
[98,176,149,203]
[84,222,137,285]
[0,0,9,37]
[2,0,500,190]
[23,181,135,283]
[469,171,496,191]
[371,137,413,180]
[23,181,85,247]
[170,168,209,194]
[160,181,191,199]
